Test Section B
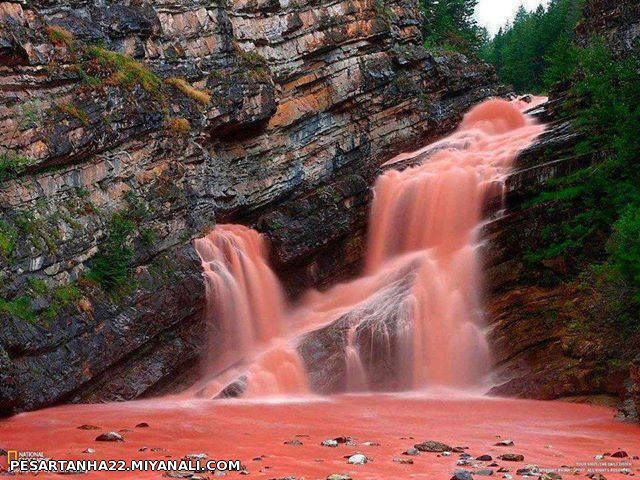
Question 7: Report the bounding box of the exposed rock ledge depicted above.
[0,0,501,414]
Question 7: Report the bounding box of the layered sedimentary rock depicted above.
[0,0,500,413]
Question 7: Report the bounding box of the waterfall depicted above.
[194,99,545,397]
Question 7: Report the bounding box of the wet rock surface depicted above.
[297,259,421,393]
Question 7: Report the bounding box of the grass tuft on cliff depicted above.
[86,192,152,295]
[46,25,75,48]
[166,117,191,135]
[165,78,211,105]
[57,102,90,125]
[0,297,36,322]
[86,46,161,93]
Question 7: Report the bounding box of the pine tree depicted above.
[480,0,585,93]
[421,0,483,54]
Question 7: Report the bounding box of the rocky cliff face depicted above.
[0,0,500,414]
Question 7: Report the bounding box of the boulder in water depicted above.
[540,473,562,480]
[327,475,352,480]
[403,448,420,456]
[515,465,539,476]
[476,455,492,461]
[475,469,494,476]
[494,439,514,447]
[347,453,368,465]
[451,470,474,480]
[95,432,123,442]
[215,375,248,399]
[321,439,339,448]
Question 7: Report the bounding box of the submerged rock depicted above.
[327,475,352,480]
[611,451,628,458]
[475,469,494,476]
[403,448,420,456]
[515,465,539,476]
[540,473,562,480]
[321,439,339,448]
[78,425,100,430]
[284,439,303,446]
[494,439,514,447]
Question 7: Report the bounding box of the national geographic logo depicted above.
[1,449,46,472]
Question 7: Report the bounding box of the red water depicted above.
[1,396,638,479]
[194,225,287,374]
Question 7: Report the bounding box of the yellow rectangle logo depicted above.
[7,451,18,463]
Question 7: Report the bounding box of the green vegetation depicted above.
[480,0,584,92]
[86,46,161,92]
[86,211,137,292]
[27,278,48,296]
[0,221,17,259]
[522,39,640,321]
[14,209,60,254]
[2,278,86,325]
[57,102,90,125]
[86,192,151,294]
[0,151,32,181]
[0,296,36,322]
[420,0,486,55]
[46,25,75,48]
[54,284,82,305]
[478,0,640,323]
[18,100,44,129]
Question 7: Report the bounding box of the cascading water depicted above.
[194,98,545,397]
[194,225,286,374]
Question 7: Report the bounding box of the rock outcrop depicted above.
[576,0,640,55]
[0,0,500,414]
